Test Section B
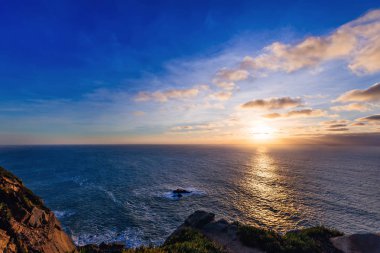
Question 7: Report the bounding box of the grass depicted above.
[238,224,343,253]
[163,227,225,253]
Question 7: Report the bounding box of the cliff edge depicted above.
[0,166,76,253]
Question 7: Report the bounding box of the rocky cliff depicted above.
[0,166,76,253]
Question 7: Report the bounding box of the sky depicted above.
[0,0,380,145]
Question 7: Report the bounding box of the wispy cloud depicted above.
[212,68,249,90]
[357,114,380,122]
[335,82,380,102]
[263,109,328,119]
[241,97,303,110]
[331,103,370,112]
[208,91,233,101]
[241,9,380,74]
[135,86,202,102]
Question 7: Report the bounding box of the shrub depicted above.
[238,224,343,253]
[238,225,283,253]
[163,228,225,253]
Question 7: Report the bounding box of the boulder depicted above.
[184,210,215,228]
[331,233,380,253]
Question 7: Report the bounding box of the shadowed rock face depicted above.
[331,233,380,253]
[0,167,76,253]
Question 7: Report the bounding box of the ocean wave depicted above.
[96,186,123,206]
[71,227,146,248]
[71,175,123,206]
[53,210,75,219]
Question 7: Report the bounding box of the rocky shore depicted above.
[0,166,379,253]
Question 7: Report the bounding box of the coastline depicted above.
[1,166,379,253]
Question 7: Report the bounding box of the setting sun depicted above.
[250,123,276,141]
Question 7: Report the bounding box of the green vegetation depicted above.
[163,227,225,253]
[238,224,343,253]
[123,247,166,253]
[238,225,283,252]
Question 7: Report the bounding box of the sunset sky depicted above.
[1,1,380,144]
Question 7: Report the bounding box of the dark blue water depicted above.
[0,145,379,246]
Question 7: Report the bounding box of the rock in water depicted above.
[0,166,77,253]
[173,188,191,194]
[172,188,191,198]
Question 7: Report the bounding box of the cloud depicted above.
[328,124,348,128]
[286,109,327,117]
[263,109,328,119]
[135,87,200,102]
[133,111,145,116]
[215,68,249,81]
[241,97,303,110]
[321,120,349,125]
[351,122,366,126]
[209,91,232,101]
[331,103,370,112]
[263,113,282,119]
[357,114,380,122]
[170,123,218,132]
[335,83,380,102]
[327,128,349,132]
[213,69,249,90]
[241,9,380,74]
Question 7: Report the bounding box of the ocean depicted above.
[0,145,379,247]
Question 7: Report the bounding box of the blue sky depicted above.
[1,0,380,144]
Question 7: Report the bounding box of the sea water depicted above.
[0,145,379,246]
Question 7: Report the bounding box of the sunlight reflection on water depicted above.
[1,145,379,246]
[237,147,304,231]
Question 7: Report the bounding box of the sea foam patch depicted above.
[53,210,75,219]
[71,227,146,248]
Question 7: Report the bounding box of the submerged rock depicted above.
[0,166,76,253]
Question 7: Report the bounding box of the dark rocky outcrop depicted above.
[172,188,191,194]
[167,210,262,253]
[331,233,380,253]
[0,166,76,253]
[172,188,191,198]
[184,210,215,228]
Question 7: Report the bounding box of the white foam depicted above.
[71,227,145,248]
[96,186,123,206]
[53,210,75,219]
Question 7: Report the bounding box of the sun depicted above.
[250,123,276,141]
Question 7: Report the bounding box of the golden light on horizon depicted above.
[250,123,277,141]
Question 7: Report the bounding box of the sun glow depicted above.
[250,123,276,141]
